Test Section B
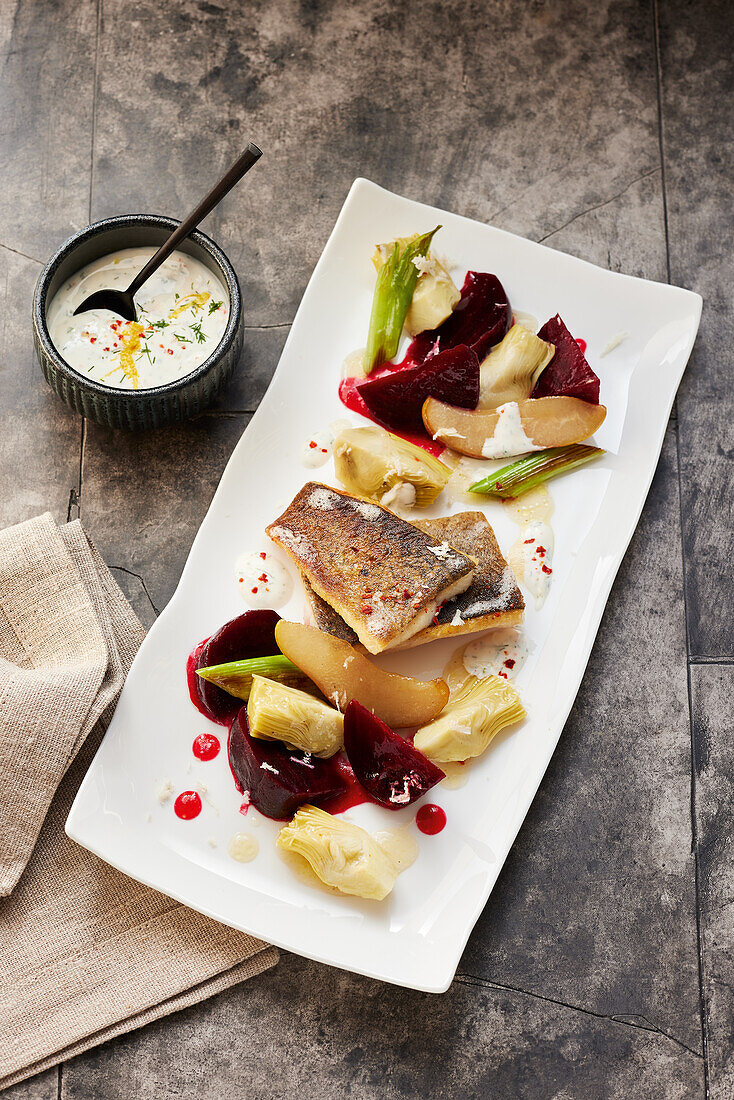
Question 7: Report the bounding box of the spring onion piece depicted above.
[469,444,605,498]
[372,237,460,336]
[196,654,308,702]
[363,226,440,375]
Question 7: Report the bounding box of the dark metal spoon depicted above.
[73,142,262,322]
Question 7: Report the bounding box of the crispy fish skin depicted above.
[266,483,474,654]
[404,512,524,644]
[302,575,360,645]
[304,511,524,648]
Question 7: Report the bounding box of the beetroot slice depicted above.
[356,344,479,431]
[343,699,445,810]
[187,639,211,718]
[406,271,511,366]
[192,610,281,724]
[228,709,346,820]
[531,314,600,404]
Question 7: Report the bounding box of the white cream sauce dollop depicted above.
[301,430,334,469]
[505,486,555,610]
[462,630,529,681]
[482,402,544,460]
[236,550,293,608]
[441,628,529,698]
[228,832,259,863]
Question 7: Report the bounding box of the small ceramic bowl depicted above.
[33,214,244,430]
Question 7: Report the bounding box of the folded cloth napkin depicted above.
[0,514,277,1089]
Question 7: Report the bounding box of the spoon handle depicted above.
[126,142,262,298]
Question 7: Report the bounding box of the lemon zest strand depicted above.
[104,321,144,389]
[168,291,210,320]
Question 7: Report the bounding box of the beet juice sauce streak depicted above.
[318,755,372,815]
[338,376,444,457]
[186,642,209,715]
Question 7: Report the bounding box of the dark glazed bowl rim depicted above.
[32,213,242,399]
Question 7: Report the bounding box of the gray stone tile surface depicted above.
[658,0,734,658]
[690,665,734,1098]
[60,953,703,1100]
[0,248,81,530]
[0,0,96,261]
[82,413,250,616]
[0,0,730,1095]
[1,1069,57,1100]
[210,325,290,412]
[0,0,93,531]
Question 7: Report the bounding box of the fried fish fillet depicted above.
[266,483,475,654]
[303,510,524,648]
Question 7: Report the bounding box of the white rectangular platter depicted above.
[67,179,702,992]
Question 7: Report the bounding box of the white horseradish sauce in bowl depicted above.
[47,247,230,390]
[33,214,243,429]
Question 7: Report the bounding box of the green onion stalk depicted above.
[469,444,605,499]
[196,654,308,702]
[363,226,440,375]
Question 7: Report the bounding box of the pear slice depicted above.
[275,621,448,728]
[423,395,607,459]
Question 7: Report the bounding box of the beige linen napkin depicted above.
[0,514,277,1089]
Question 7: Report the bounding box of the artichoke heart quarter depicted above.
[247,675,343,758]
[478,324,555,409]
[277,805,400,900]
[333,426,451,508]
[413,675,525,763]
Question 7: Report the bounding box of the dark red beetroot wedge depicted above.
[343,699,445,810]
[407,271,511,366]
[192,610,281,724]
[228,709,346,820]
[531,314,600,404]
[356,344,479,431]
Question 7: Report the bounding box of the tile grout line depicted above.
[78,416,87,520]
[0,240,43,266]
[454,973,703,1059]
[653,1,710,1092]
[76,0,102,528]
[109,564,160,616]
[244,322,293,331]
[683,636,710,1098]
[535,166,661,245]
[66,418,85,522]
[652,0,672,285]
[88,0,102,226]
